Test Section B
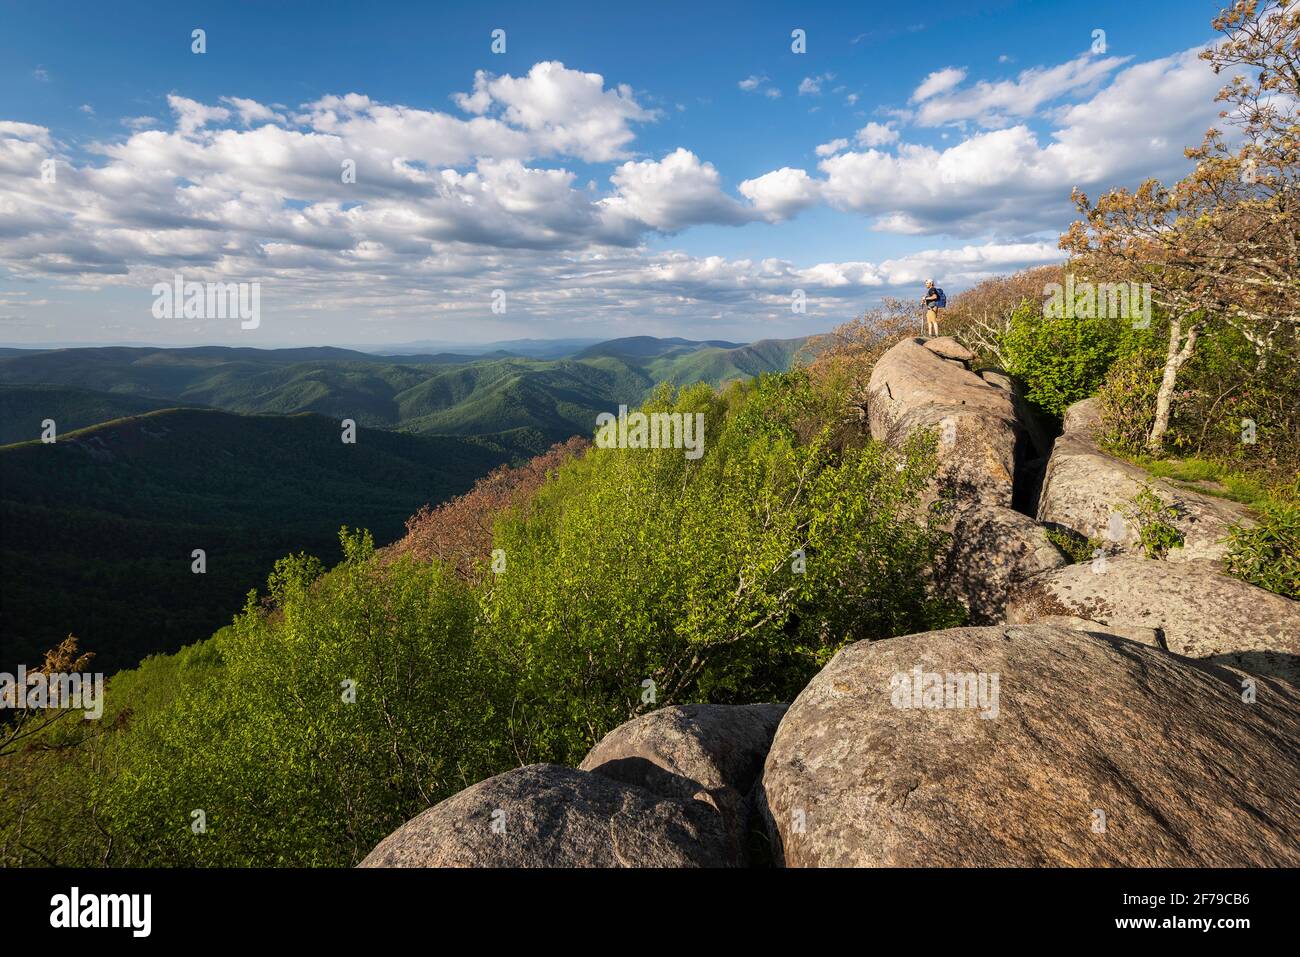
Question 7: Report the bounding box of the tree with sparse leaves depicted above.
[1062,0,1299,451]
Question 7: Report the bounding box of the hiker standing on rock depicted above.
[922,279,946,337]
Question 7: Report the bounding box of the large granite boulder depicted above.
[360,764,736,868]
[579,703,786,858]
[1037,398,1255,563]
[868,338,1024,507]
[1005,556,1300,683]
[757,625,1300,867]
[937,503,1067,623]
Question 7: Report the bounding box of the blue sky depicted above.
[0,0,1230,346]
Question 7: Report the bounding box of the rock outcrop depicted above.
[361,703,789,868]
[360,763,737,868]
[757,625,1300,867]
[579,703,785,858]
[1030,614,1161,648]
[980,370,1013,391]
[1037,398,1255,563]
[920,335,975,363]
[867,337,1024,508]
[1005,556,1300,682]
[937,503,1068,623]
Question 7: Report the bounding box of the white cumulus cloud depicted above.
[912,67,967,102]
[738,168,821,221]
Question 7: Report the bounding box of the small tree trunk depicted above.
[1147,318,1199,452]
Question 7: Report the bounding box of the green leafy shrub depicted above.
[1044,526,1101,564]
[1095,319,1300,476]
[94,530,509,866]
[1,632,227,866]
[1000,300,1156,418]
[1164,320,1300,472]
[1224,502,1300,599]
[1123,485,1185,559]
[478,374,962,765]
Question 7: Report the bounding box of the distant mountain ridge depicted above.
[368,337,605,358]
[575,336,744,358]
[0,336,811,446]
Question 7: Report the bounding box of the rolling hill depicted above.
[0,384,184,445]
[0,336,812,673]
[0,336,810,443]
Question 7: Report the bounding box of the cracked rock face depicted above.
[868,338,1023,508]
[1037,398,1255,562]
[359,763,737,868]
[756,625,1300,867]
[1005,556,1300,683]
[938,503,1068,623]
[579,703,786,859]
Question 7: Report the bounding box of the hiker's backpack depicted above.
[934,287,947,308]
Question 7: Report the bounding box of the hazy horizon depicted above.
[0,330,818,353]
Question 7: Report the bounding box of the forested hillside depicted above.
[0,408,538,673]
[0,337,808,444]
[0,384,180,445]
[0,336,809,674]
